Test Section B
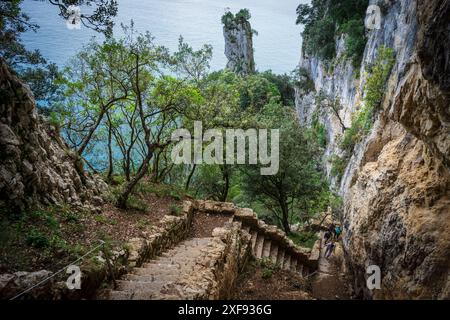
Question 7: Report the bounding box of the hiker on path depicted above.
[324,241,335,259]
[328,223,336,237]
[324,230,332,244]
[334,225,342,240]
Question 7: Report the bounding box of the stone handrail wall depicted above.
[124,200,195,268]
[195,200,319,273]
[164,221,252,299]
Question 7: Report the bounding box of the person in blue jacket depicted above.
[334,225,342,240]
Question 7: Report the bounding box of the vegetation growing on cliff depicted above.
[296,0,369,68]
[222,8,251,28]
[331,46,395,181]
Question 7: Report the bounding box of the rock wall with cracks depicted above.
[295,0,449,299]
[0,58,107,211]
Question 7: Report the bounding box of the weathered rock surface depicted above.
[295,0,450,299]
[223,10,255,74]
[0,58,107,211]
[0,270,54,300]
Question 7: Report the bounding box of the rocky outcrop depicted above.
[0,58,107,211]
[222,10,255,74]
[295,0,450,299]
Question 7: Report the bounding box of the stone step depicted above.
[116,279,174,291]
[283,254,291,270]
[140,262,183,269]
[262,240,271,259]
[124,273,181,282]
[290,257,297,271]
[277,248,285,267]
[254,234,265,258]
[155,257,200,264]
[269,244,278,265]
[110,289,161,300]
[104,237,212,300]
[302,266,309,277]
[297,263,303,275]
[250,231,258,252]
[108,290,134,300]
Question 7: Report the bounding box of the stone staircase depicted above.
[237,220,314,276]
[97,200,319,300]
[196,201,319,276]
[104,238,212,300]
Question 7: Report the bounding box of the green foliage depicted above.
[260,71,295,106]
[363,46,396,115]
[238,73,280,111]
[240,103,331,233]
[340,46,395,154]
[137,219,151,230]
[26,229,50,248]
[292,67,315,94]
[329,155,347,182]
[136,181,185,200]
[222,9,251,28]
[169,204,182,216]
[306,112,327,148]
[259,258,279,279]
[289,231,318,249]
[296,0,369,67]
[261,268,273,279]
[126,194,149,212]
[340,19,367,69]
[94,215,116,225]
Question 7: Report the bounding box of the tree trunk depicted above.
[152,151,160,183]
[220,166,230,202]
[280,195,291,234]
[185,163,197,191]
[106,112,114,181]
[116,51,153,209]
[116,150,153,209]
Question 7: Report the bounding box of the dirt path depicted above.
[311,232,350,299]
[232,260,312,300]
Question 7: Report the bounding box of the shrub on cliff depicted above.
[296,0,369,67]
[222,9,251,29]
[331,46,395,181]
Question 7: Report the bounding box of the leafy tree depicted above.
[240,103,329,234]
[47,0,118,35]
[59,24,204,208]
[315,90,347,132]
[296,0,369,66]
[260,71,295,106]
[0,0,118,108]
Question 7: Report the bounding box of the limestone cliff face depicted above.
[0,59,107,211]
[223,12,255,74]
[295,0,449,299]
